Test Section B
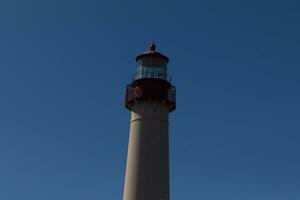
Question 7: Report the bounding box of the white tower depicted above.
[123,44,176,200]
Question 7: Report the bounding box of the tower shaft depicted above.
[123,101,169,200]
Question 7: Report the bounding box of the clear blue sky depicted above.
[0,0,299,199]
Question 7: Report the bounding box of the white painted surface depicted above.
[123,101,169,200]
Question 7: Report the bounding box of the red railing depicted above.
[125,85,135,103]
[125,84,176,111]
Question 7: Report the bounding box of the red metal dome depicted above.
[135,44,169,62]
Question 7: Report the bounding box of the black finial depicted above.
[149,43,156,51]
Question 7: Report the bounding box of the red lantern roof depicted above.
[135,44,169,62]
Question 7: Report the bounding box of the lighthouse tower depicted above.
[123,44,176,200]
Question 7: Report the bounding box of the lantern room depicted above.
[125,44,176,112]
[135,44,170,81]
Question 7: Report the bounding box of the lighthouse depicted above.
[123,44,176,200]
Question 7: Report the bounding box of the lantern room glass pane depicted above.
[136,65,167,80]
[135,56,168,80]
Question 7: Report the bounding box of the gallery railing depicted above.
[125,85,176,106]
